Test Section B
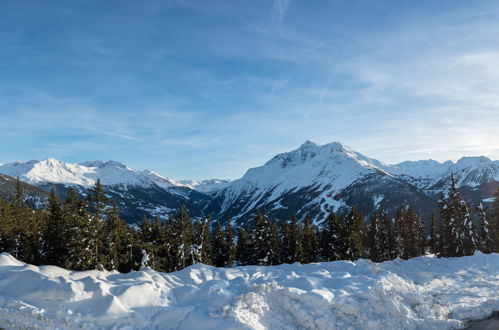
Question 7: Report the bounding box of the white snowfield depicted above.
[0,252,498,330]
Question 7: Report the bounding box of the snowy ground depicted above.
[0,253,497,329]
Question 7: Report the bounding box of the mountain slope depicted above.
[207,141,498,224]
[1,141,497,225]
[0,159,214,222]
[0,173,50,207]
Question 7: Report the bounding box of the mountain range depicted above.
[0,141,497,226]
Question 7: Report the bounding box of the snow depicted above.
[0,252,497,329]
[217,141,392,217]
[178,179,232,194]
[0,159,228,194]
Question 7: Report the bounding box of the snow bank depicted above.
[0,252,497,329]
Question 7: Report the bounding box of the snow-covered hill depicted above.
[0,252,497,329]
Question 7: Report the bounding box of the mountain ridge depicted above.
[0,141,497,224]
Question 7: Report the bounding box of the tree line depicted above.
[0,176,498,273]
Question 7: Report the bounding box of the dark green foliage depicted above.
[299,216,318,264]
[476,203,492,253]
[395,206,424,259]
[43,188,67,266]
[0,175,494,273]
[428,212,438,254]
[210,220,226,267]
[236,225,252,266]
[281,215,301,263]
[344,206,365,260]
[252,210,273,266]
[492,188,499,253]
[320,213,347,261]
[438,174,476,257]
[367,208,393,262]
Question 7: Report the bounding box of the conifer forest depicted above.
[1,176,498,274]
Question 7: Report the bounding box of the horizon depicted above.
[1,139,497,181]
[1,0,498,179]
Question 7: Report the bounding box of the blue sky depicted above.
[1,0,498,180]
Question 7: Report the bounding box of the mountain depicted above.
[205,141,498,225]
[0,141,497,225]
[0,159,214,222]
[178,179,232,194]
[0,173,49,208]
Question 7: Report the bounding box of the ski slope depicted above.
[0,252,497,329]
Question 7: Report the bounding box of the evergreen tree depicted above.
[236,225,252,266]
[43,187,67,266]
[396,206,424,259]
[102,203,129,271]
[476,203,492,253]
[0,199,16,254]
[210,220,226,267]
[87,179,108,218]
[367,208,392,262]
[281,215,301,263]
[252,210,273,265]
[268,221,281,265]
[63,188,100,270]
[321,213,347,261]
[492,188,499,253]
[169,207,194,270]
[299,216,317,264]
[428,212,438,254]
[192,216,212,265]
[437,193,451,257]
[438,174,476,257]
[223,219,235,267]
[344,206,365,261]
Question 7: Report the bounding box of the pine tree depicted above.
[438,174,476,257]
[192,216,212,265]
[368,208,392,262]
[268,221,281,265]
[210,220,226,267]
[0,199,16,254]
[87,179,108,218]
[223,219,235,267]
[299,216,317,264]
[344,206,365,261]
[236,225,252,266]
[492,188,499,253]
[169,207,194,270]
[252,210,273,265]
[396,206,424,259]
[437,193,451,257]
[428,212,438,254]
[43,187,67,266]
[281,215,300,263]
[102,203,129,271]
[459,200,476,256]
[321,213,347,261]
[476,203,492,253]
[63,188,100,270]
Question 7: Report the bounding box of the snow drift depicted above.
[0,252,498,329]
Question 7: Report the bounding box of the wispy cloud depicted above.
[272,0,291,22]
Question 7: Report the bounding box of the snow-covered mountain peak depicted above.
[265,141,383,172]
[219,141,391,217]
[454,156,492,169]
[299,140,318,149]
